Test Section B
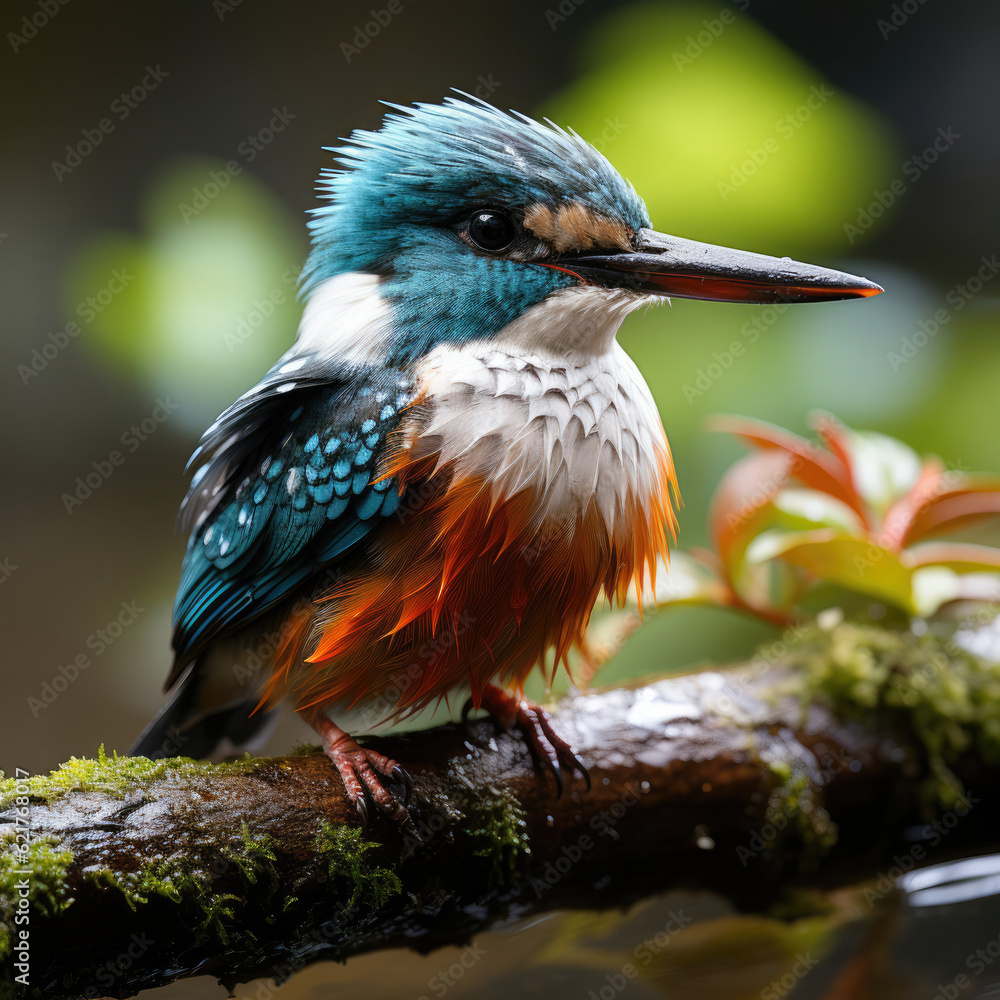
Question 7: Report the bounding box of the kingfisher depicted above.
[132,96,881,821]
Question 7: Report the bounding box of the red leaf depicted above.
[905,486,1000,544]
[907,541,1000,572]
[810,411,854,479]
[880,456,946,550]
[708,449,790,580]
[709,415,869,527]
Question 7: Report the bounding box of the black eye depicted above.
[468,211,516,252]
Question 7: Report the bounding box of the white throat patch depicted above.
[490,284,662,361]
[295,272,394,362]
[295,275,663,366]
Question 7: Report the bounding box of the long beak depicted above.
[550,228,883,304]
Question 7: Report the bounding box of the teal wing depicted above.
[169,353,416,685]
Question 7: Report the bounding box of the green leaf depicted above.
[913,566,1000,615]
[840,429,922,516]
[911,567,964,616]
[771,488,865,533]
[907,566,1000,615]
[749,529,916,613]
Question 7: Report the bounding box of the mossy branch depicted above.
[2,621,1000,1000]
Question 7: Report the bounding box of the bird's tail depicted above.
[129,661,278,761]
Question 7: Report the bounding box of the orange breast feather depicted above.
[262,427,676,722]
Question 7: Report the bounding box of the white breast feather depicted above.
[414,340,669,534]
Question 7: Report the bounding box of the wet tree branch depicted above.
[2,623,999,1000]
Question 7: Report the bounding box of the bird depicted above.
[131,95,882,822]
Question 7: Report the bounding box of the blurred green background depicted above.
[1,1,998,996]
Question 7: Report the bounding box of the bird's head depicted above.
[300,96,881,366]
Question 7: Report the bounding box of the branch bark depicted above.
[3,626,999,1000]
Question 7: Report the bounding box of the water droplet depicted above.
[640,780,650,793]
[545,815,554,827]
[696,835,715,850]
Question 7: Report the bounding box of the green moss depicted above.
[96,857,242,944]
[782,620,1000,807]
[91,857,204,911]
[0,745,259,811]
[88,825,283,950]
[313,822,401,909]
[0,835,74,960]
[459,782,530,880]
[758,757,838,862]
[229,823,280,897]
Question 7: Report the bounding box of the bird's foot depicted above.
[300,708,412,826]
[474,684,590,797]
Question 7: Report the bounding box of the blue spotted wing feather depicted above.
[169,352,414,687]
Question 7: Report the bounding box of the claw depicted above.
[551,761,564,798]
[391,765,413,805]
[535,706,590,793]
[480,684,590,796]
[299,707,413,825]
